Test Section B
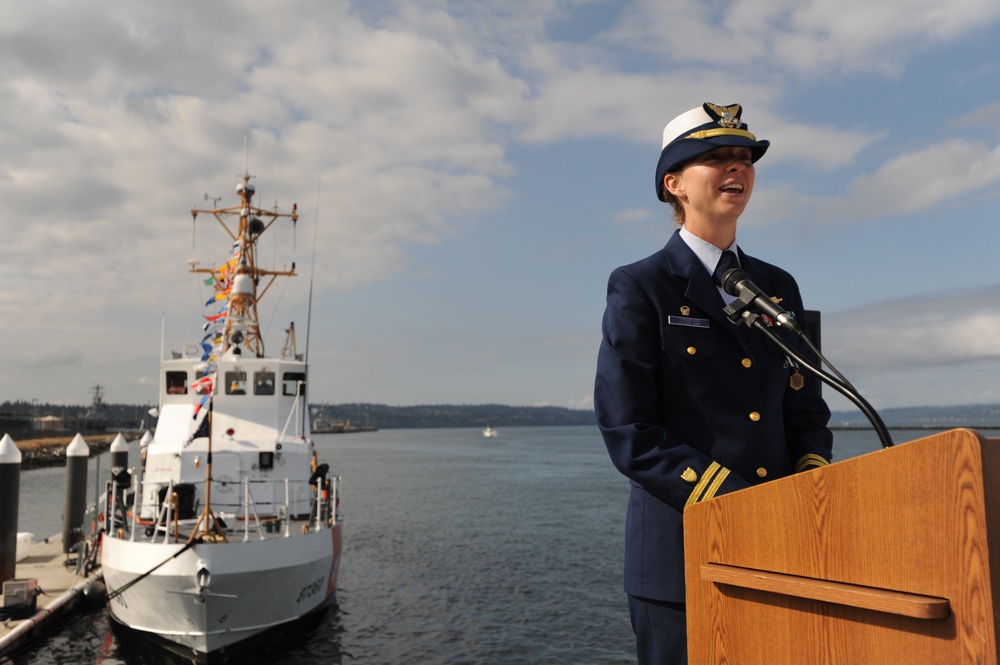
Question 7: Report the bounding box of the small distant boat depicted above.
[100,169,342,660]
[312,419,346,434]
[342,418,379,434]
[483,426,498,438]
[313,417,378,434]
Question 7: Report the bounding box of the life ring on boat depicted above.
[214,475,235,493]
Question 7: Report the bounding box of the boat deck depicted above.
[0,534,103,658]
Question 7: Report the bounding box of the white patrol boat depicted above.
[100,171,341,660]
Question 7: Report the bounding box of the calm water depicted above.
[6,426,998,664]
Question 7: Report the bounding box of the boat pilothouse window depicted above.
[254,370,276,395]
[166,371,188,395]
[283,372,306,396]
[226,370,247,395]
[259,451,274,469]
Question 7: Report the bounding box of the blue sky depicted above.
[1,0,999,415]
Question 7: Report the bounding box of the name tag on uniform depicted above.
[668,315,710,328]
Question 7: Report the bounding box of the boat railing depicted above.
[153,481,177,543]
[107,473,337,544]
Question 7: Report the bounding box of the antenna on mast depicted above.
[301,175,321,436]
[305,175,321,365]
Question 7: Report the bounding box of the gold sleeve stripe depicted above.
[685,461,720,508]
[795,454,831,472]
[685,462,731,508]
[702,466,730,502]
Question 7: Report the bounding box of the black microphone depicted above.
[722,268,804,336]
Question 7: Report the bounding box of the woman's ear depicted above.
[663,172,684,199]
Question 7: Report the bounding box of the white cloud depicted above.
[0,2,547,402]
[814,286,1000,411]
[744,129,1000,228]
[0,4,531,290]
[1,0,998,408]
[760,121,883,171]
[824,286,1000,376]
[613,0,1000,76]
[840,139,1000,217]
[951,101,1000,138]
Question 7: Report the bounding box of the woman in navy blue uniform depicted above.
[595,102,833,665]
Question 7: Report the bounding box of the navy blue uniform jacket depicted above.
[595,229,833,603]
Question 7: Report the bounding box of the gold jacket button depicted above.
[757,467,767,478]
[741,358,752,368]
[749,411,761,422]
[686,346,697,355]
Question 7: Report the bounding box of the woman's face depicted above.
[665,146,756,223]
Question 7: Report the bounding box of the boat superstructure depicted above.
[100,172,341,660]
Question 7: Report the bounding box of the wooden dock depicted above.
[0,534,103,658]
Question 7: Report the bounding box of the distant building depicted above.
[34,415,65,431]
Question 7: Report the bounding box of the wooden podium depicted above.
[684,428,1000,664]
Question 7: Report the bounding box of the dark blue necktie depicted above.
[713,250,739,287]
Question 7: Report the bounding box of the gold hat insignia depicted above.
[704,102,743,129]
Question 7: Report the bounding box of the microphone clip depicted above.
[723,290,761,328]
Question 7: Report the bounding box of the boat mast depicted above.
[189,172,298,357]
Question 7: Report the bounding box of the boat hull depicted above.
[101,525,342,657]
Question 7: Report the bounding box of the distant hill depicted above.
[311,403,595,429]
[830,403,1000,429]
[1,400,595,433]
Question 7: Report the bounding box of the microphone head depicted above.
[722,267,751,296]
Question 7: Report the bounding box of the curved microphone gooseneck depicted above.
[721,268,893,448]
